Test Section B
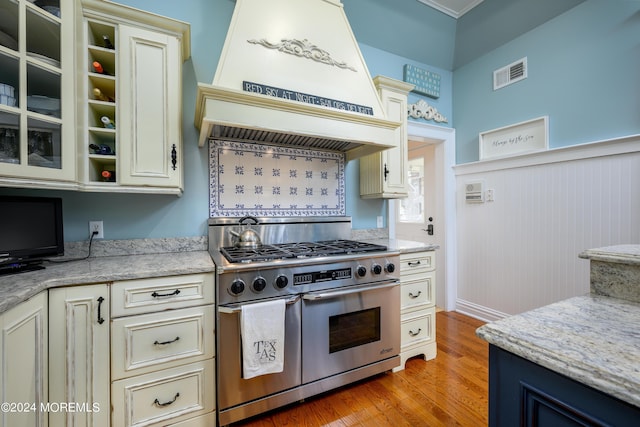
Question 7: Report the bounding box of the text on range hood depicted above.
[194,0,402,161]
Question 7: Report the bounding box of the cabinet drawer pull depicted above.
[408,290,422,299]
[407,261,422,267]
[409,328,422,337]
[154,392,180,407]
[97,296,105,324]
[151,289,181,298]
[154,336,180,346]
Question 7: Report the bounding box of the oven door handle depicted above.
[302,280,399,301]
[218,295,300,314]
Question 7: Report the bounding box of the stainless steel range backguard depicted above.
[209,216,353,256]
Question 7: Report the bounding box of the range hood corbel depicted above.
[194,0,402,161]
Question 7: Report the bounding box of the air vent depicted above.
[212,125,359,152]
[493,57,527,90]
[465,182,484,203]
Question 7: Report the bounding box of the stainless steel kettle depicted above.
[229,216,262,248]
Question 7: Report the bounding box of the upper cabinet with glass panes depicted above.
[0,0,76,185]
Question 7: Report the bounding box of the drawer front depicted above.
[111,273,214,317]
[166,412,217,426]
[111,359,215,427]
[112,306,215,380]
[400,308,435,348]
[400,251,435,276]
[400,271,435,311]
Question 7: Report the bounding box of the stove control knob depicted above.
[385,263,396,273]
[229,279,245,295]
[252,277,267,293]
[274,275,289,289]
[371,264,383,275]
[356,265,367,277]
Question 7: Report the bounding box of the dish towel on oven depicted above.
[240,298,286,379]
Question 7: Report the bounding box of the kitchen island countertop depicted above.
[0,250,215,315]
[476,294,640,409]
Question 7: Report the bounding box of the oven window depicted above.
[329,307,381,353]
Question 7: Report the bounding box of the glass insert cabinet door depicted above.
[0,0,75,182]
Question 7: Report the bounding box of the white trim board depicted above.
[456,299,510,323]
[455,134,640,176]
[403,121,457,312]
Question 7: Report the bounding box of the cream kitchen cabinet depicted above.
[110,274,216,427]
[44,272,215,427]
[0,292,48,427]
[0,0,77,188]
[111,306,214,380]
[0,0,189,194]
[79,0,190,195]
[393,250,437,372]
[359,76,414,199]
[49,284,110,427]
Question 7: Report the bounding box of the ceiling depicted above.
[343,0,585,70]
[416,0,485,18]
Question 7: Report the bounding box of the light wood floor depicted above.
[233,311,488,426]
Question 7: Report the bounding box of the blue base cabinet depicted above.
[488,345,640,427]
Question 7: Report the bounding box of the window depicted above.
[399,157,424,223]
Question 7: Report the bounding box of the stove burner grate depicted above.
[220,240,387,263]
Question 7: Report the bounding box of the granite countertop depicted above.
[363,238,439,254]
[0,251,215,315]
[579,244,640,265]
[0,235,436,316]
[476,294,640,408]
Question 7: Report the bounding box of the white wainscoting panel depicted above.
[454,136,640,320]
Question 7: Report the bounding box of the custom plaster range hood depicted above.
[194,0,401,160]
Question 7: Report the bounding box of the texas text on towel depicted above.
[240,298,285,379]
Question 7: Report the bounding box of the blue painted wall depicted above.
[342,0,456,70]
[0,0,452,241]
[453,0,640,164]
[9,1,635,241]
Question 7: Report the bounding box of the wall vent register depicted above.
[465,182,484,203]
[494,57,527,90]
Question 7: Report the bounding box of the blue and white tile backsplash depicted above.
[209,140,346,217]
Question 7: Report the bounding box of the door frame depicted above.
[389,121,457,311]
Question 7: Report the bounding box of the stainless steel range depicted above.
[208,216,400,425]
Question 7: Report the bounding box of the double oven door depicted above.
[301,279,400,384]
[216,279,400,415]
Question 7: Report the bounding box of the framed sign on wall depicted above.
[479,116,548,160]
[403,64,440,99]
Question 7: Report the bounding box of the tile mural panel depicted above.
[209,140,346,217]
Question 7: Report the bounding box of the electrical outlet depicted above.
[377,216,383,228]
[89,221,104,239]
[486,189,495,202]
